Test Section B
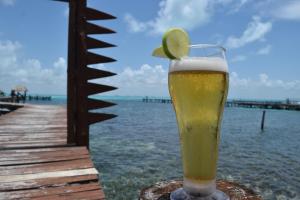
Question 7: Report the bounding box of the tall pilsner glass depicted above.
[169,45,229,200]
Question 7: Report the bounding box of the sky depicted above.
[0,0,300,99]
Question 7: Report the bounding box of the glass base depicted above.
[170,188,230,200]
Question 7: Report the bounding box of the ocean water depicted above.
[32,98,300,200]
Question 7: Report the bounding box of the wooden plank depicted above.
[0,125,67,130]
[30,190,104,200]
[0,131,67,134]
[0,142,67,149]
[0,174,99,191]
[0,159,94,175]
[0,168,98,183]
[0,136,66,141]
[0,147,86,162]
[0,146,86,154]
[0,151,87,162]
[0,154,90,166]
[0,183,101,199]
[0,139,66,143]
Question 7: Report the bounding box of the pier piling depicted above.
[261,110,266,130]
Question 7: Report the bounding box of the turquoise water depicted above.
[33,97,300,200]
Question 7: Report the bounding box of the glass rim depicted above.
[189,44,226,52]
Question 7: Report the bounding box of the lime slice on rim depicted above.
[162,28,190,59]
[152,46,167,58]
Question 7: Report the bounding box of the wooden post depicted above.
[65,0,118,148]
[261,110,266,130]
[76,0,89,147]
[67,0,76,145]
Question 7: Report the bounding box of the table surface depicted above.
[140,180,262,200]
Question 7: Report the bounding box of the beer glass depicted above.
[168,44,229,200]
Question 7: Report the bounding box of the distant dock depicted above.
[142,97,300,111]
[226,100,300,111]
[142,97,172,104]
[27,95,52,101]
[0,95,51,103]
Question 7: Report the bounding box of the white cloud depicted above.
[0,40,67,95]
[0,40,21,68]
[0,0,15,6]
[2,40,298,99]
[150,0,211,34]
[91,65,300,98]
[124,0,258,34]
[93,64,168,96]
[231,55,247,62]
[273,1,300,20]
[125,0,212,34]
[124,14,148,33]
[53,57,67,75]
[225,16,272,49]
[257,45,271,55]
[0,39,168,96]
[231,72,300,89]
[94,66,300,99]
[230,72,250,87]
[119,64,167,85]
[229,72,300,99]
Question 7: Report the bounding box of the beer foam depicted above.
[169,57,228,73]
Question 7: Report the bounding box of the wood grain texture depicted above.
[0,105,105,199]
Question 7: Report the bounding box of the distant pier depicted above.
[0,95,51,103]
[142,97,172,104]
[27,95,52,101]
[142,97,300,111]
[226,100,300,111]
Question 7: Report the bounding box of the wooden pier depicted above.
[0,96,52,103]
[227,100,300,111]
[142,97,300,111]
[0,0,118,198]
[0,97,12,103]
[142,97,172,104]
[0,102,23,115]
[27,95,52,101]
[0,104,104,199]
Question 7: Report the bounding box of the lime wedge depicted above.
[152,46,167,58]
[162,28,190,59]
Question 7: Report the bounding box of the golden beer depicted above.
[169,60,228,195]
